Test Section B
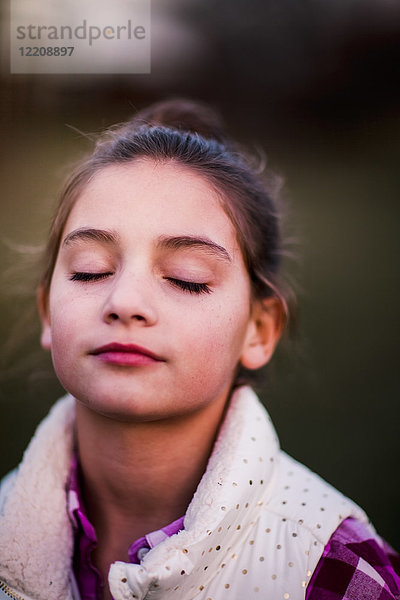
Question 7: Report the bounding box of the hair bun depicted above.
[129,98,228,143]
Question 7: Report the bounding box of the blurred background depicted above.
[1,0,399,549]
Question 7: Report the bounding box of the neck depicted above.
[74,393,230,544]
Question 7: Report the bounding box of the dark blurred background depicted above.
[1,0,399,548]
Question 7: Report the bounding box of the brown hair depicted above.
[40,99,296,380]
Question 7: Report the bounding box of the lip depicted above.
[90,343,165,367]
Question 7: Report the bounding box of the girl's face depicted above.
[40,160,274,422]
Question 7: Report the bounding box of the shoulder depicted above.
[244,451,372,596]
[306,517,400,599]
[266,451,368,542]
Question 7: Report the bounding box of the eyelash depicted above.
[70,272,112,282]
[165,278,211,295]
[69,272,212,295]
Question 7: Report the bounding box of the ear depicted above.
[240,296,284,370]
[37,286,52,350]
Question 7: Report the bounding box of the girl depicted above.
[0,99,398,600]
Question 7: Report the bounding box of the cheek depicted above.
[48,297,86,357]
[176,298,250,367]
[48,318,76,370]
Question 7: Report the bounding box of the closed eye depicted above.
[165,277,211,295]
[70,272,113,282]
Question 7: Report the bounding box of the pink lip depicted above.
[90,343,165,366]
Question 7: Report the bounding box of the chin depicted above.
[73,391,178,424]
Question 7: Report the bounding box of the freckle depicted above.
[272,574,277,580]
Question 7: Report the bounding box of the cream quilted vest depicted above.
[0,387,369,600]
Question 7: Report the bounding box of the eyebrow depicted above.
[157,235,231,262]
[62,228,232,262]
[62,228,120,247]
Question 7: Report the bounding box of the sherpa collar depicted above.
[0,396,76,600]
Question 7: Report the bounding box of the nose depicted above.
[102,269,158,327]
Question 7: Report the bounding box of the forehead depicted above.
[64,159,240,253]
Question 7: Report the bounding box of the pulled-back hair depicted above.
[40,99,296,382]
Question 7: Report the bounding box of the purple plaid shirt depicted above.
[68,457,400,599]
[306,517,400,599]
